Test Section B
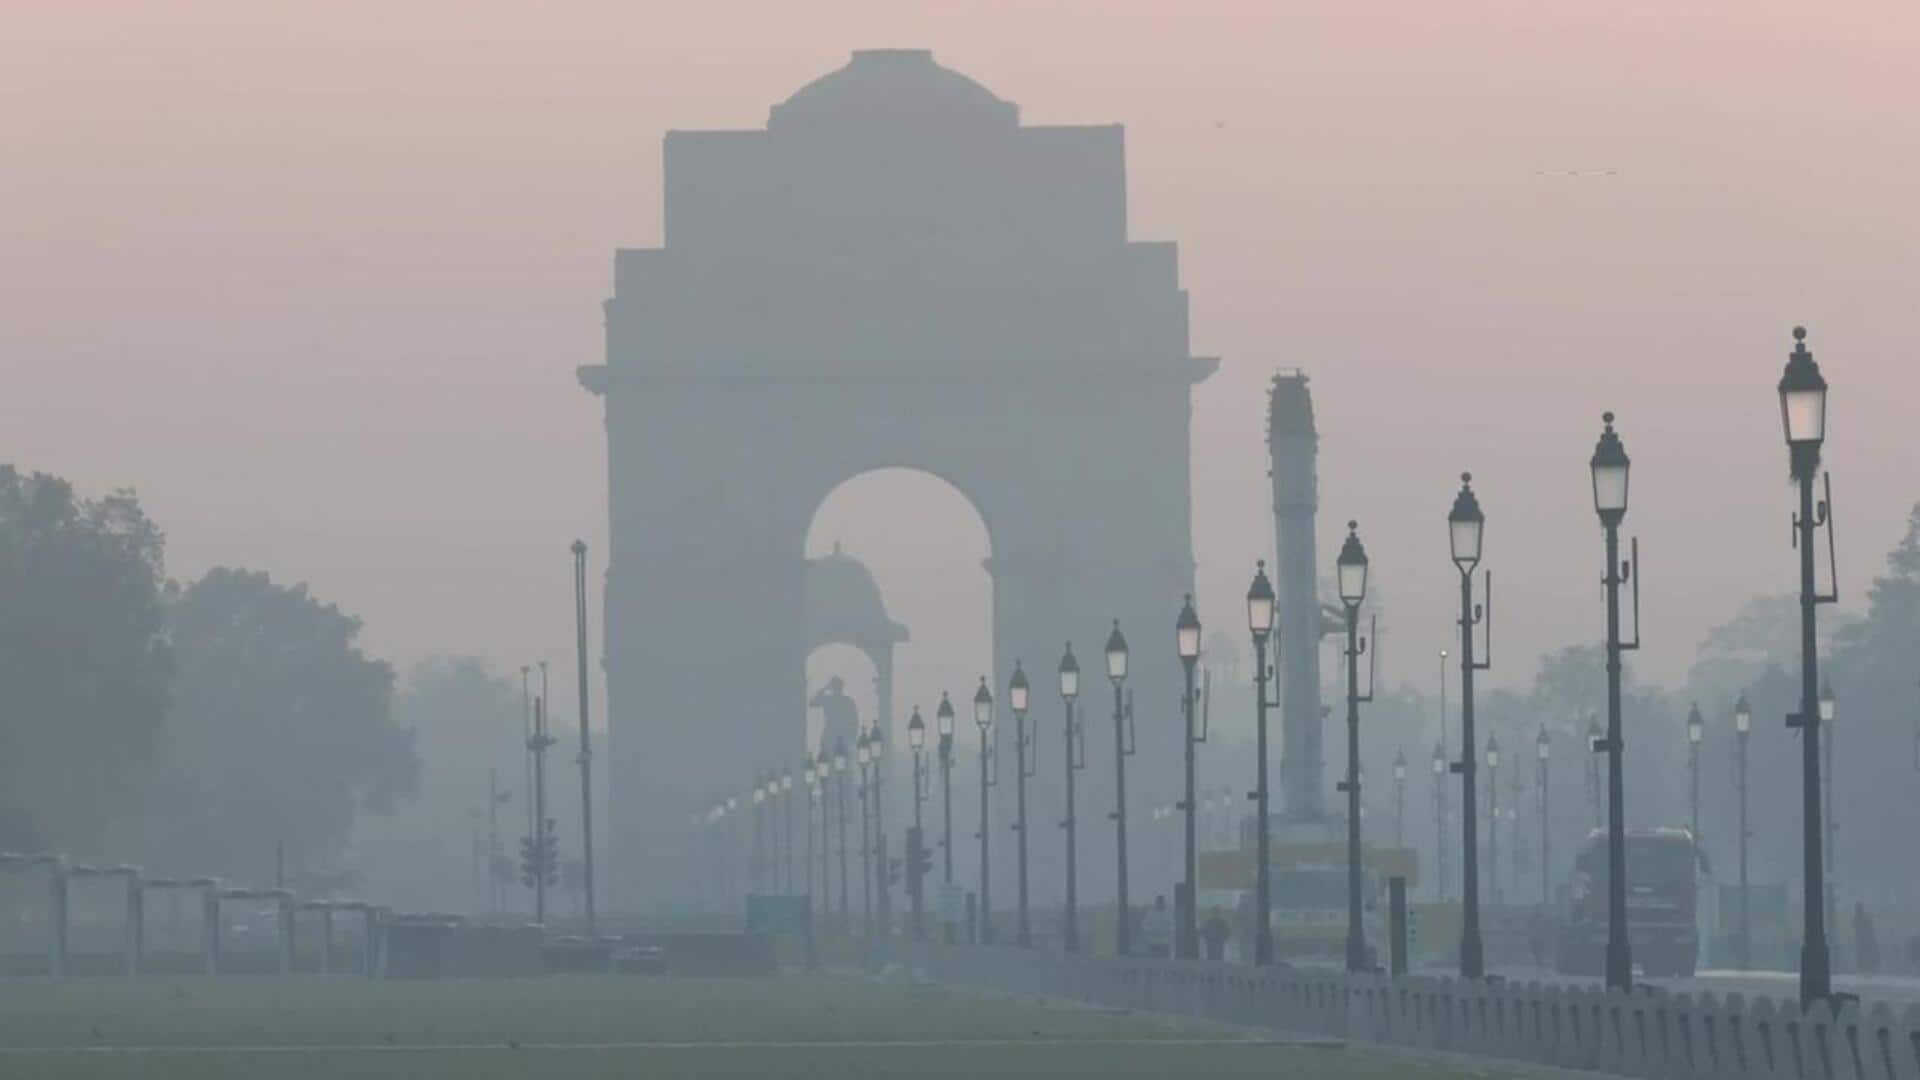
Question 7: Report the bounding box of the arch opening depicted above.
[803,468,993,755]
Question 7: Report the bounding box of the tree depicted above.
[145,568,416,880]
[1824,503,1920,903]
[345,657,522,911]
[0,468,171,854]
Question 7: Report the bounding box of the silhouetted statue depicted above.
[810,676,860,753]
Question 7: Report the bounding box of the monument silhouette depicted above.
[581,49,1213,904]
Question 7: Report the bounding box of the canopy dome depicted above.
[805,542,909,651]
[769,49,1018,131]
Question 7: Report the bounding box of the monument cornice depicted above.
[577,358,1217,396]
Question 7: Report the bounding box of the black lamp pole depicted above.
[872,725,889,944]
[816,749,831,921]
[1176,595,1202,960]
[570,540,597,937]
[973,678,996,945]
[1779,324,1835,1008]
[1335,523,1372,972]
[1734,694,1752,970]
[804,763,817,905]
[908,707,928,942]
[1431,744,1447,903]
[1059,644,1083,953]
[938,693,955,944]
[1536,727,1550,909]
[860,733,876,940]
[1486,735,1502,908]
[1246,565,1278,966]
[1010,662,1034,948]
[835,740,851,927]
[1447,473,1490,979]
[1687,704,1703,853]
[1821,679,1837,961]
[1591,411,1638,993]
[1393,751,1406,851]
[1105,622,1133,956]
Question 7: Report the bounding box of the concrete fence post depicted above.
[202,888,220,975]
[1668,992,1698,1080]
[1864,1002,1906,1080]
[1752,997,1785,1078]
[47,861,69,978]
[126,877,143,977]
[1833,999,1867,1080]
[1621,989,1651,1075]
[1692,991,1729,1080]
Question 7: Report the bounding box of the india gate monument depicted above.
[580,49,1215,904]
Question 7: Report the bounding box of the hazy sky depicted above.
[4,1,1916,727]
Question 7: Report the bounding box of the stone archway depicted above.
[581,49,1214,905]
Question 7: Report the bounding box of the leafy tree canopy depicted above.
[144,568,417,880]
[0,468,170,853]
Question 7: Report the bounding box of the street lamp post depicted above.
[1393,751,1407,850]
[804,763,817,905]
[1438,648,1450,901]
[938,693,955,944]
[1176,594,1203,960]
[1821,679,1837,959]
[1059,644,1084,953]
[1779,325,1836,1006]
[973,677,996,945]
[1431,744,1447,903]
[1687,704,1704,852]
[1591,412,1639,992]
[1820,676,1835,953]
[816,749,831,919]
[1336,523,1373,972]
[1447,472,1491,979]
[1487,735,1501,908]
[908,707,928,942]
[782,770,795,894]
[528,687,556,923]
[1734,694,1752,970]
[871,724,889,944]
[857,732,873,938]
[1537,727,1551,909]
[1246,565,1278,965]
[1586,713,1604,829]
[570,540,597,937]
[835,740,851,927]
[1009,662,1034,948]
[752,777,767,897]
[1106,621,1134,956]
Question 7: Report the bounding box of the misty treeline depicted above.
[0,466,430,887]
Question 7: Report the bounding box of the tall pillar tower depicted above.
[1267,372,1326,821]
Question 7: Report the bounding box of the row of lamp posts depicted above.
[693,329,1841,1007]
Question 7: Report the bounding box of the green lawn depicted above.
[0,975,1535,1078]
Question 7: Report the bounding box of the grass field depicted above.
[0,974,1536,1078]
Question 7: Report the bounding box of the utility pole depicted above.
[571,540,597,938]
[530,680,556,925]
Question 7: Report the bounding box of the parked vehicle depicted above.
[1555,827,1702,978]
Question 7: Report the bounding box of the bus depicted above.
[1555,827,1702,978]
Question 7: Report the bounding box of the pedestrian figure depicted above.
[1202,907,1230,963]
[1143,894,1173,958]
[1855,902,1881,974]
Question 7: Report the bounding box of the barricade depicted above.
[895,941,1920,1080]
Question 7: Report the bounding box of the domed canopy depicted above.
[805,542,909,653]
[769,49,1018,132]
